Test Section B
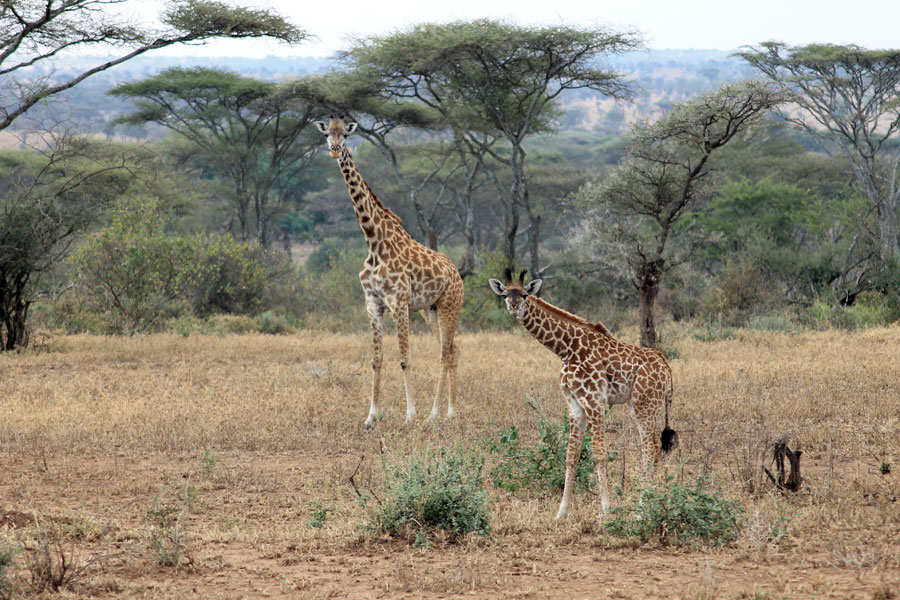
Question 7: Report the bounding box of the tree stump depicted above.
[762,437,803,492]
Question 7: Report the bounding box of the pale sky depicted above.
[132,0,900,59]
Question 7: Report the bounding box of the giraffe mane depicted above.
[363,180,404,228]
[529,296,613,338]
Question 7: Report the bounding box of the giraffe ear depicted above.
[488,278,507,296]
[314,121,328,135]
[524,278,542,296]
[344,122,358,135]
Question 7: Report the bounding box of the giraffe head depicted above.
[314,115,358,159]
[488,268,542,319]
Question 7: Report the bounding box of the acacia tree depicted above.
[739,43,900,264]
[581,81,785,347]
[0,131,136,349]
[0,0,306,133]
[110,67,321,247]
[344,20,640,274]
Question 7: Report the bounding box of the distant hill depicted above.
[9,50,755,138]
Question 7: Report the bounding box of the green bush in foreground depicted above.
[604,475,744,547]
[369,448,491,546]
[481,399,605,494]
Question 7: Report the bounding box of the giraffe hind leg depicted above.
[585,392,613,517]
[629,392,664,481]
[557,391,586,519]
[419,308,439,337]
[428,285,462,421]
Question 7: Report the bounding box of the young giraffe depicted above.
[315,116,463,429]
[489,269,677,519]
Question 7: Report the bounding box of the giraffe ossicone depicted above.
[316,116,464,429]
[489,269,677,520]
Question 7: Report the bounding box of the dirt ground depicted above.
[2,330,899,599]
[2,450,897,600]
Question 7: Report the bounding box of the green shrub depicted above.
[69,197,301,333]
[255,310,295,334]
[369,447,491,546]
[481,399,612,494]
[181,234,269,316]
[305,238,347,274]
[70,197,192,334]
[747,314,796,333]
[846,291,900,328]
[699,261,770,326]
[692,321,736,342]
[0,543,19,600]
[799,300,855,331]
[300,241,369,330]
[604,475,744,547]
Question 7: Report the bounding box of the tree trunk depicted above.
[255,193,272,249]
[427,229,438,251]
[2,299,29,351]
[457,148,483,279]
[282,230,292,258]
[522,174,541,280]
[877,201,899,261]
[502,142,522,268]
[528,212,541,282]
[460,214,476,278]
[637,258,665,348]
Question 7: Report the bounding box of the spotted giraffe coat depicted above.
[489,273,675,519]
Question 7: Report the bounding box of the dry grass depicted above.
[1,325,899,598]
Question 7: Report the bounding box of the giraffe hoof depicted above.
[364,418,375,430]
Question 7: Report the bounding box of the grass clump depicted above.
[369,447,491,546]
[604,475,744,547]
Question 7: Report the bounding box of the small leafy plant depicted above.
[368,447,491,546]
[604,475,744,547]
[306,501,330,529]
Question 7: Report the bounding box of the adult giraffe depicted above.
[315,116,463,429]
[489,269,677,519]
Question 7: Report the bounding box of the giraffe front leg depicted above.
[556,391,586,520]
[364,296,384,430]
[392,301,416,423]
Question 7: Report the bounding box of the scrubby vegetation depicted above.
[366,448,491,546]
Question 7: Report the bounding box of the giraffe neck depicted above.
[336,147,396,246]
[518,297,582,362]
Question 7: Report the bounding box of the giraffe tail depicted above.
[661,387,678,454]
